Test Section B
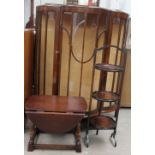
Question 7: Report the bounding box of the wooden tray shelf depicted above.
[90,116,116,129]
[89,110,99,118]
[95,64,124,72]
[102,104,118,113]
[92,91,120,102]
[89,104,117,118]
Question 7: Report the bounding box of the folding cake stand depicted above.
[85,45,127,147]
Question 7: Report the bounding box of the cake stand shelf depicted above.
[95,64,124,72]
[92,91,120,102]
[90,116,116,130]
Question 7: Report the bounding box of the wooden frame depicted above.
[28,124,82,152]
[34,4,129,110]
[25,95,87,152]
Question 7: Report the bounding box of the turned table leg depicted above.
[75,123,81,152]
[28,125,37,151]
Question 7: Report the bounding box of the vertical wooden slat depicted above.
[34,7,39,95]
[116,25,125,94]
[99,11,113,92]
[89,12,101,111]
[67,13,73,96]
[79,12,87,96]
[24,29,34,100]
[111,20,123,92]
[32,30,36,95]
[52,7,61,95]
[103,12,113,63]
[57,7,64,96]
[95,12,101,48]
[117,18,129,95]
[58,11,64,96]
[37,10,42,95]
[43,12,48,95]
[97,12,111,110]
[57,7,63,96]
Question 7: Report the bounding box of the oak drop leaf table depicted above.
[25,95,87,152]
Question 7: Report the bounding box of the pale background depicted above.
[24,0,131,27]
[1,1,155,155]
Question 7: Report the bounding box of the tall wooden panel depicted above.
[34,4,129,110]
[59,6,110,110]
[121,49,131,107]
[24,29,34,101]
[35,5,62,95]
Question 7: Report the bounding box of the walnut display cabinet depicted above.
[34,4,129,148]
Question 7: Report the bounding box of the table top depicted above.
[25,95,87,113]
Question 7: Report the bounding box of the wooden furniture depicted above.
[34,4,129,110]
[31,4,129,149]
[85,44,128,147]
[24,29,34,101]
[24,29,35,127]
[25,95,87,152]
[121,49,131,107]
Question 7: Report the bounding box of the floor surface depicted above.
[24,109,130,155]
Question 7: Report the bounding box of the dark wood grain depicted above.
[37,9,42,95]
[90,116,116,129]
[25,95,87,113]
[27,124,82,152]
[26,95,87,152]
[92,91,120,102]
[24,29,34,100]
[111,20,123,91]
[43,12,48,95]
[99,11,113,91]
[33,144,75,150]
[51,7,61,95]
[26,111,84,133]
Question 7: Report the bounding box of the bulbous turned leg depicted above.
[28,125,37,151]
[75,123,81,152]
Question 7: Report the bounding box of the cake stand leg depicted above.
[84,114,90,147]
[96,129,99,135]
[110,129,117,147]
